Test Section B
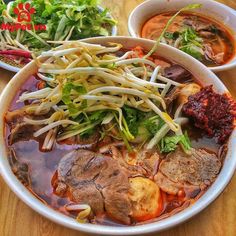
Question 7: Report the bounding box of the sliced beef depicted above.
[8,148,30,186]
[137,150,160,177]
[154,148,221,195]
[71,183,104,214]
[5,108,44,144]
[53,150,132,224]
[101,145,147,176]
[184,17,212,32]
[155,172,182,195]
[204,44,224,65]
[164,65,192,82]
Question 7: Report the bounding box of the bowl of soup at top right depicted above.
[128,0,236,72]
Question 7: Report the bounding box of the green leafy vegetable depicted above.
[89,110,107,122]
[160,131,191,153]
[164,31,179,40]
[144,115,165,136]
[179,27,204,60]
[122,105,145,136]
[0,0,116,53]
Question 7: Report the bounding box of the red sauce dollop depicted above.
[183,85,236,144]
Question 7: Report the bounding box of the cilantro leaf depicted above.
[62,82,86,115]
[144,116,165,136]
[122,105,145,136]
[160,131,191,153]
[179,27,204,60]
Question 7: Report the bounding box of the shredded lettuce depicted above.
[160,131,191,153]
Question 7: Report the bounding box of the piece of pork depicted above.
[154,148,221,195]
[184,17,212,32]
[204,44,224,65]
[5,108,43,144]
[163,65,192,82]
[53,150,132,224]
[8,148,30,186]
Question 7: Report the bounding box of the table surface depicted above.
[1,0,236,235]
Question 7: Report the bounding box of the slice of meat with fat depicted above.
[154,148,221,195]
[160,148,221,186]
[53,149,132,224]
[163,64,192,82]
[8,148,30,187]
[5,107,44,144]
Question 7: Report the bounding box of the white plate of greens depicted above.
[0,0,117,72]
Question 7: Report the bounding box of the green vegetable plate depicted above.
[0,0,117,72]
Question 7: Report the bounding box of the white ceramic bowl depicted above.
[128,0,236,72]
[0,6,117,73]
[0,36,236,235]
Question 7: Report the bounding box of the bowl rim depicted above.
[128,0,236,72]
[0,36,236,235]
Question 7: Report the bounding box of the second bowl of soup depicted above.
[128,0,236,72]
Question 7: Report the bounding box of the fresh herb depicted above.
[179,27,204,60]
[164,31,179,40]
[62,82,86,115]
[89,110,107,122]
[0,0,116,54]
[122,105,145,136]
[144,115,165,136]
[160,131,191,153]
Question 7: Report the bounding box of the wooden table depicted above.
[1,0,236,235]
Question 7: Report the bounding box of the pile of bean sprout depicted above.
[18,40,187,151]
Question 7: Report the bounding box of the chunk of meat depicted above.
[164,64,192,82]
[155,172,182,195]
[159,148,221,187]
[137,150,160,177]
[165,87,181,108]
[8,122,42,145]
[5,108,44,144]
[184,17,212,32]
[53,150,132,224]
[8,148,30,186]
[71,183,104,214]
[204,44,224,65]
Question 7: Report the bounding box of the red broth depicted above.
[4,51,222,226]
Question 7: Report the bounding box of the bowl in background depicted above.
[128,0,236,72]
